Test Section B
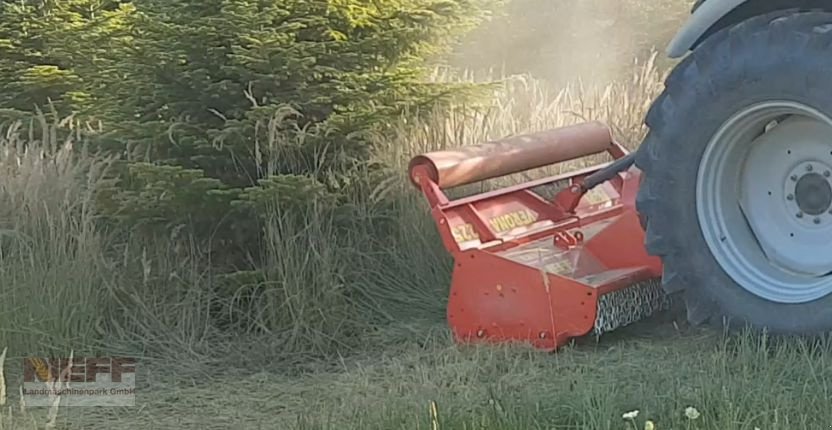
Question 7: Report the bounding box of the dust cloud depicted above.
[451,0,691,85]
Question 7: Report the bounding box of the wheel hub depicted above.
[793,171,832,216]
[783,160,832,229]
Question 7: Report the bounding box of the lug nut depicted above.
[825,170,831,178]
[807,164,814,172]
[791,175,799,181]
[787,194,795,201]
[797,212,804,218]
[815,217,822,225]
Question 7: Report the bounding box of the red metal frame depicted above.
[411,147,661,351]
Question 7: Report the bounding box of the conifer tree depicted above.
[0,0,133,120]
[98,0,494,184]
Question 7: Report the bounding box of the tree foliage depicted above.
[0,0,495,271]
[97,0,491,183]
[0,0,134,118]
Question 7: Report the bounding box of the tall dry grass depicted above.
[375,53,663,196]
[0,116,114,356]
[0,113,222,365]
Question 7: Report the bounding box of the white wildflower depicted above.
[623,410,639,420]
[684,406,701,420]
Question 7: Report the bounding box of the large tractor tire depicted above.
[635,9,832,334]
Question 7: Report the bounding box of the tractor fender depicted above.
[666,0,748,58]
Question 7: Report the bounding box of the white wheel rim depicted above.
[697,101,832,304]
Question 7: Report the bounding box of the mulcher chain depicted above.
[593,278,671,336]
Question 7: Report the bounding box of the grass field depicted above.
[3,51,832,429]
[9,314,832,429]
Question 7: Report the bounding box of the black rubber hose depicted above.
[582,152,636,191]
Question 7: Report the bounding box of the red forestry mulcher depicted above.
[409,2,832,350]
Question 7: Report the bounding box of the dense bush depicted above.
[1,0,498,265]
[0,0,500,357]
[95,0,494,178]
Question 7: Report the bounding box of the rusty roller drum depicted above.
[408,121,615,189]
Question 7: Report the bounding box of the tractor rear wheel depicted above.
[635,9,832,333]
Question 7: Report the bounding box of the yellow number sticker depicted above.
[450,210,538,243]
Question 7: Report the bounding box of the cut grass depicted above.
[29,317,832,430]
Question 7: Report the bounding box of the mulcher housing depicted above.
[408,122,667,350]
